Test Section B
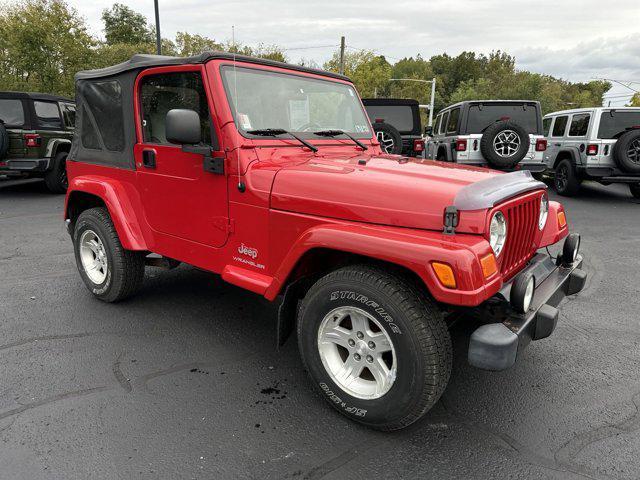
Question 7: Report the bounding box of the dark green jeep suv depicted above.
[0,92,75,193]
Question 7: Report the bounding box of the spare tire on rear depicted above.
[612,129,640,174]
[372,121,403,155]
[0,122,9,160]
[480,120,529,169]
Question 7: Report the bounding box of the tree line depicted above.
[1,0,634,114]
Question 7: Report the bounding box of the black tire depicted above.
[554,159,581,196]
[297,264,452,431]
[480,121,530,169]
[0,122,9,160]
[373,121,403,155]
[436,148,447,161]
[613,130,640,174]
[629,183,640,199]
[44,151,68,193]
[73,207,145,302]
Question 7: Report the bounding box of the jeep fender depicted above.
[265,223,493,306]
[45,139,71,158]
[552,147,582,168]
[539,201,569,247]
[65,176,148,251]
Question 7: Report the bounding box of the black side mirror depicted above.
[424,126,433,136]
[166,109,201,145]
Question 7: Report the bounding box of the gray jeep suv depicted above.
[425,100,547,171]
[543,107,640,197]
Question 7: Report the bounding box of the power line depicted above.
[282,44,337,52]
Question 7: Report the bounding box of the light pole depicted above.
[389,77,437,126]
[154,0,161,55]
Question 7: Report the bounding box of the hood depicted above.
[269,153,545,233]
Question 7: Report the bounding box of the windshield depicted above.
[466,103,540,134]
[598,110,640,139]
[221,66,372,138]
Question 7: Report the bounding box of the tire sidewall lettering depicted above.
[329,290,402,335]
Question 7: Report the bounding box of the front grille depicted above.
[499,193,541,280]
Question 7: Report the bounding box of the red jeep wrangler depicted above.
[64,53,586,430]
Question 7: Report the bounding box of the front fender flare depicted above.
[65,176,148,251]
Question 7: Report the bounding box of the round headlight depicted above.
[539,195,549,230]
[489,211,507,256]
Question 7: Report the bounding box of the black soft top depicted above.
[361,98,420,107]
[0,91,73,103]
[75,51,350,82]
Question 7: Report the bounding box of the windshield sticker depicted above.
[238,113,252,130]
[354,125,369,133]
[289,99,310,129]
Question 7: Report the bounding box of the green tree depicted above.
[175,32,222,57]
[102,3,153,45]
[324,50,392,97]
[629,93,640,107]
[0,0,95,96]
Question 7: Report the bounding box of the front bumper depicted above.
[468,251,586,371]
[0,158,50,173]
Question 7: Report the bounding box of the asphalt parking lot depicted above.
[0,178,639,480]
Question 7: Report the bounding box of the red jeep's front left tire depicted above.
[72,207,145,302]
[297,265,452,431]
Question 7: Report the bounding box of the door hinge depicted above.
[204,156,225,174]
[213,217,234,234]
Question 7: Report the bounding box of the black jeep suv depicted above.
[0,92,75,193]
[362,98,424,157]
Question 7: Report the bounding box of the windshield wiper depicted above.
[313,130,368,150]
[246,128,318,152]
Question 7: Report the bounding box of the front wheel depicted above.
[554,159,581,196]
[73,207,145,302]
[297,265,452,431]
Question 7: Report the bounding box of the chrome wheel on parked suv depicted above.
[493,130,521,158]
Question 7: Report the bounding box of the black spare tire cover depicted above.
[480,120,530,169]
[0,122,9,160]
[612,129,640,174]
[372,121,403,155]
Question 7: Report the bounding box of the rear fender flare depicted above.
[65,176,148,251]
[45,139,71,158]
[553,147,581,169]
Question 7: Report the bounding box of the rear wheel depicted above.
[554,159,581,196]
[44,151,68,193]
[629,183,640,199]
[297,265,452,431]
[73,207,145,302]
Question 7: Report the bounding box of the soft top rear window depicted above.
[598,110,640,139]
[364,105,415,133]
[466,103,540,134]
[0,99,25,127]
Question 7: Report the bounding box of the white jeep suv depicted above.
[543,107,640,198]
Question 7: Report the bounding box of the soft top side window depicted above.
[34,100,62,129]
[543,117,552,136]
[0,99,25,127]
[140,70,212,146]
[551,115,568,137]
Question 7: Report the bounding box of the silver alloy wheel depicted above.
[317,306,397,400]
[627,138,640,164]
[79,229,108,284]
[376,131,396,154]
[493,129,521,157]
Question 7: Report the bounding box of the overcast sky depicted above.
[67,0,640,105]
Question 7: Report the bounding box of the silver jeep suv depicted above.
[543,107,640,198]
[424,100,547,171]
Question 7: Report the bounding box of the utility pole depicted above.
[339,36,346,75]
[154,0,162,55]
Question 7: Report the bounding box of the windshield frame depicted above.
[218,63,373,141]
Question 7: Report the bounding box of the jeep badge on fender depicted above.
[64,51,587,431]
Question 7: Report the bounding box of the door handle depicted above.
[554,143,561,147]
[142,149,156,168]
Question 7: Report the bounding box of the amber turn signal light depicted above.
[481,253,498,278]
[557,211,567,228]
[432,262,456,289]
